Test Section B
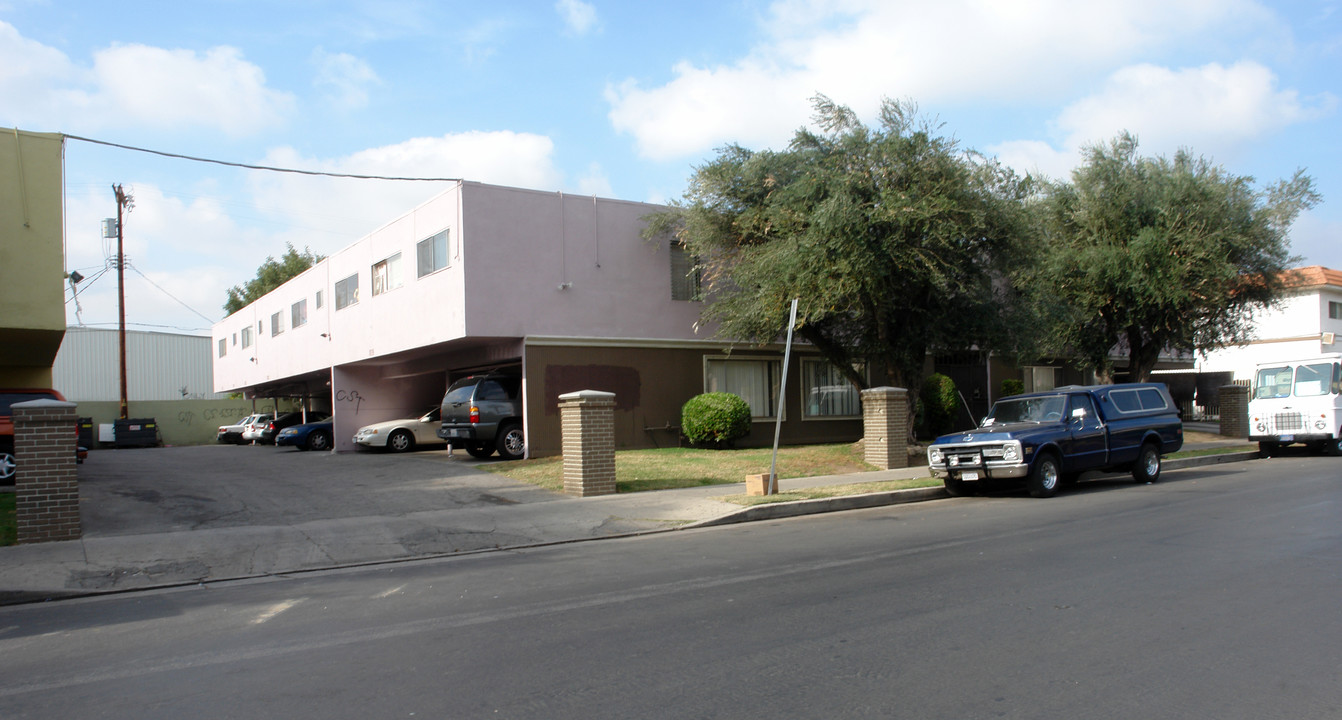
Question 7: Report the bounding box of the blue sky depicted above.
[3,0,1339,335]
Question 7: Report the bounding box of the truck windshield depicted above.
[1254,367,1292,399]
[1293,363,1334,397]
[983,395,1066,425]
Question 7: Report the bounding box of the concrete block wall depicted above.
[861,387,910,470]
[12,399,81,543]
[559,390,616,496]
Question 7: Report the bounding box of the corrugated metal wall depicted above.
[52,327,227,401]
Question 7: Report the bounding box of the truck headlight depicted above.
[928,447,943,464]
[1002,443,1020,462]
[1256,421,1267,433]
[1317,419,1328,431]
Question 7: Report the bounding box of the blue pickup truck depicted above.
[927,383,1184,498]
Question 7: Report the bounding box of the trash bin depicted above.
[113,418,159,448]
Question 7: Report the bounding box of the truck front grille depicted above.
[1273,413,1305,432]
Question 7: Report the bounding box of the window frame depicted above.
[335,273,359,310]
[291,298,308,329]
[417,229,450,278]
[800,357,864,420]
[670,240,701,302]
[217,338,227,358]
[270,310,284,337]
[371,252,403,297]
[703,356,782,421]
[1330,301,1342,320]
[241,326,253,349]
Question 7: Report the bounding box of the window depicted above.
[670,241,701,301]
[291,299,308,329]
[315,290,324,309]
[1027,366,1056,392]
[802,359,862,418]
[232,333,237,346]
[705,357,780,419]
[1330,301,1341,320]
[1294,363,1333,397]
[372,253,403,296]
[241,327,253,349]
[417,229,450,277]
[335,273,359,310]
[270,311,284,336]
[218,338,227,358]
[1108,387,1169,413]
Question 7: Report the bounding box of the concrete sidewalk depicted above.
[0,437,1257,605]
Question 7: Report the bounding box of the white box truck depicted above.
[1248,353,1342,456]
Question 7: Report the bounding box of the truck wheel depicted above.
[1132,442,1161,483]
[496,422,525,461]
[1258,441,1278,458]
[465,443,494,459]
[1327,436,1342,457]
[1028,453,1060,498]
[944,475,973,497]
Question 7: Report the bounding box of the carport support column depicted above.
[12,399,81,543]
[861,387,909,470]
[1219,384,1249,439]
[559,390,616,497]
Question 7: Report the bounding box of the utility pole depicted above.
[112,184,133,420]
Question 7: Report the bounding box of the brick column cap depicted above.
[11,399,78,410]
[558,390,616,402]
[860,386,909,397]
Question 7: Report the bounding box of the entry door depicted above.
[1066,394,1108,472]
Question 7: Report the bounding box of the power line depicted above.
[125,262,217,324]
[63,134,465,183]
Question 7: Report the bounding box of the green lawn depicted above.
[1,493,15,546]
[481,442,888,493]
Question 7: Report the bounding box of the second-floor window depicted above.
[218,338,227,358]
[670,240,701,301]
[335,274,359,310]
[372,253,403,296]
[292,299,308,328]
[270,311,284,336]
[1330,301,1341,320]
[241,326,253,349]
[417,229,450,277]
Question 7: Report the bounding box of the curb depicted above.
[687,486,949,528]
[1164,450,1260,470]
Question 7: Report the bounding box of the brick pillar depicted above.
[559,390,616,497]
[1219,385,1249,439]
[861,387,909,470]
[12,399,81,543]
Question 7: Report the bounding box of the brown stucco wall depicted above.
[523,343,863,457]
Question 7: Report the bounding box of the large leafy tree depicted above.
[1028,133,1319,382]
[223,242,325,315]
[646,95,1033,391]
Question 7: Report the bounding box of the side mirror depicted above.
[1071,407,1087,421]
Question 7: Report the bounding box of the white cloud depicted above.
[1053,61,1334,160]
[606,0,1279,160]
[985,140,1080,183]
[312,49,381,111]
[574,162,613,197]
[556,0,600,35]
[0,22,293,135]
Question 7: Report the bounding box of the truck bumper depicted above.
[1249,433,1332,445]
[929,462,1029,480]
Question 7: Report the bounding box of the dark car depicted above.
[437,373,525,460]
[255,412,307,445]
[275,418,334,451]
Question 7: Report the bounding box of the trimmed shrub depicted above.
[999,378,1025,398]
[681,392,753,447]
[919,373,959,439]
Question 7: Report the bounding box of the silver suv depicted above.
[437,374,525,460]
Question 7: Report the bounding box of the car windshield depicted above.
[982,395,1066,425]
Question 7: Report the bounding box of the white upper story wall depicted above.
[1198,266,1342,379]
[213,182,704,393]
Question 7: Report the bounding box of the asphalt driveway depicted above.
[77,443,560,538]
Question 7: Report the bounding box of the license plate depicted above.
[1280,435,1294,442]
[962,471,980,481]
[448,429,460,438]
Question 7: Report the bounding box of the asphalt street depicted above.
[1,453,1338,718]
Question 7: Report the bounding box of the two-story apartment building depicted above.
[1197,265,1342,379]
[212,182,867,456]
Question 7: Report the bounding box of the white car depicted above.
[240,413,276,444]
[353,408,444,453]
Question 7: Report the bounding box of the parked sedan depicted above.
[218,413,266,445]
[240,413,277,444]
[275,418,334,451]
[353,408,444,453]
[257,412,309,445]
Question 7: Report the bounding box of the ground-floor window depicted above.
[705,357,780,419]
[801,359,862,418]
